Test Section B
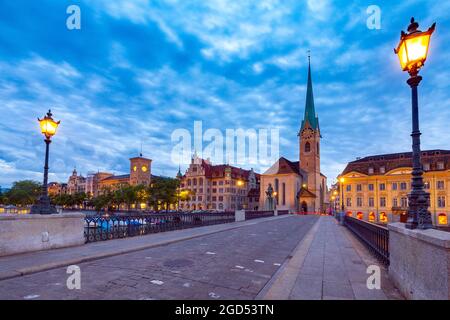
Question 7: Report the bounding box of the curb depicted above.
[0,215,292,281]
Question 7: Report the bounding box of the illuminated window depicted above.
[357,212,363,220]
[369,212,375,222]
[347,211,353,217]
[368,167,374,174]
[380,166,386,174]
[438,213,448,225]
[379,212,388,223]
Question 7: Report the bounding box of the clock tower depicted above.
[130,155,152,186]
[299,58,322,212]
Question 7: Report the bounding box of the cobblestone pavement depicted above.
[0,215,318,300]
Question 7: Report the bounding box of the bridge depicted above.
[0,214,404,300]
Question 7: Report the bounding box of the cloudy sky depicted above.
[0,0,449,188]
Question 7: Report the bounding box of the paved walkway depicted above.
[0,215,403,300]
[0,215,292,281]
[261,216,403,300]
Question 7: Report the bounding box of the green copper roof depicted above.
[300,61,319,131]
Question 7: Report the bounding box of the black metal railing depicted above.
[344,216,390,266]
[84,212,235,243]
[245,210,275,220]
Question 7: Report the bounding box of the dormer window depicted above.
[437,162,444,170]
[423,163,430,171]
[380,166,386,174]
[368,167,374,174]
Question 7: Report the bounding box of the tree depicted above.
[148,177,179,212]
[6,180,41,206]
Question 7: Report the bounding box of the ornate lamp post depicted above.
[30,110,60,215]
[394,17,435,229]
[339,178,345,212]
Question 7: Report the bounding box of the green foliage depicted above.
[148,177,179,212]
[4,180,41,206]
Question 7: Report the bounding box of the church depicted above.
[259,60,327,213]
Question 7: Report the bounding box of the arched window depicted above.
[379,212,388,223]
[282,183,286,205]
[305,142,311,153]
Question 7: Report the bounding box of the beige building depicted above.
[260,60,327,213]
[339,149,450,227]
[179,154,260,211]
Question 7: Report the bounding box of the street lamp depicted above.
[394,17,435,230]
[31,110,60,215]
[339,177,345,212]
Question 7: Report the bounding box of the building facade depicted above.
[179,155,260,211]
[49,155,153,198]
[339,150,450,227]
[259,60,327,213]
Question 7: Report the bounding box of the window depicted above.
[369,212,375,222]
[369,197,374,207]
[305,142,311,153]
[346,185,352,192]
[357,212,363,220]
[380,166,386,174]
[393,198,398,207]
[424,181,430,190]
[379,212,388,223]
[368,184,374,191]
[437,162,445,170]
[438,214,448,225]
[392,183,398,191]
[423,163,430,171]
[282,183,286,206]
[368,167,374,174]
[357,184,362,192]
[438,196,446,208]
[401,197,408,207]
[357,197,363,207]
[346,198,352,207]
[379,183,386,191]
[437,181,445,190]
[218,196,223,201]
[400,182,407,190]
[212,196,217,202]
[380,197,386,207]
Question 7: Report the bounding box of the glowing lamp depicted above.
[395,18,435,73]
[237,180,244,187]
[339,178,345,183]
[38,110,60,139]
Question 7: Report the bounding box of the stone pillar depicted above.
[235,210,245,222]
[388,223,450,300]
[0,213,85,257]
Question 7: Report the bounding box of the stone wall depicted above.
[0,213,85,257]
[388,222,450,300]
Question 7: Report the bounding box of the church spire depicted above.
[300,54,319,132]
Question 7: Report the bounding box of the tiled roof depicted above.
[342,149,450,176]
[101,174,130,181]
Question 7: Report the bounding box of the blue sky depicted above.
[0,0,449,188]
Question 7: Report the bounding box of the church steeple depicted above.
[300,55,319,132]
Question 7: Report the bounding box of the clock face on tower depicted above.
[302,128,314,140]
[141,165,148,173]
